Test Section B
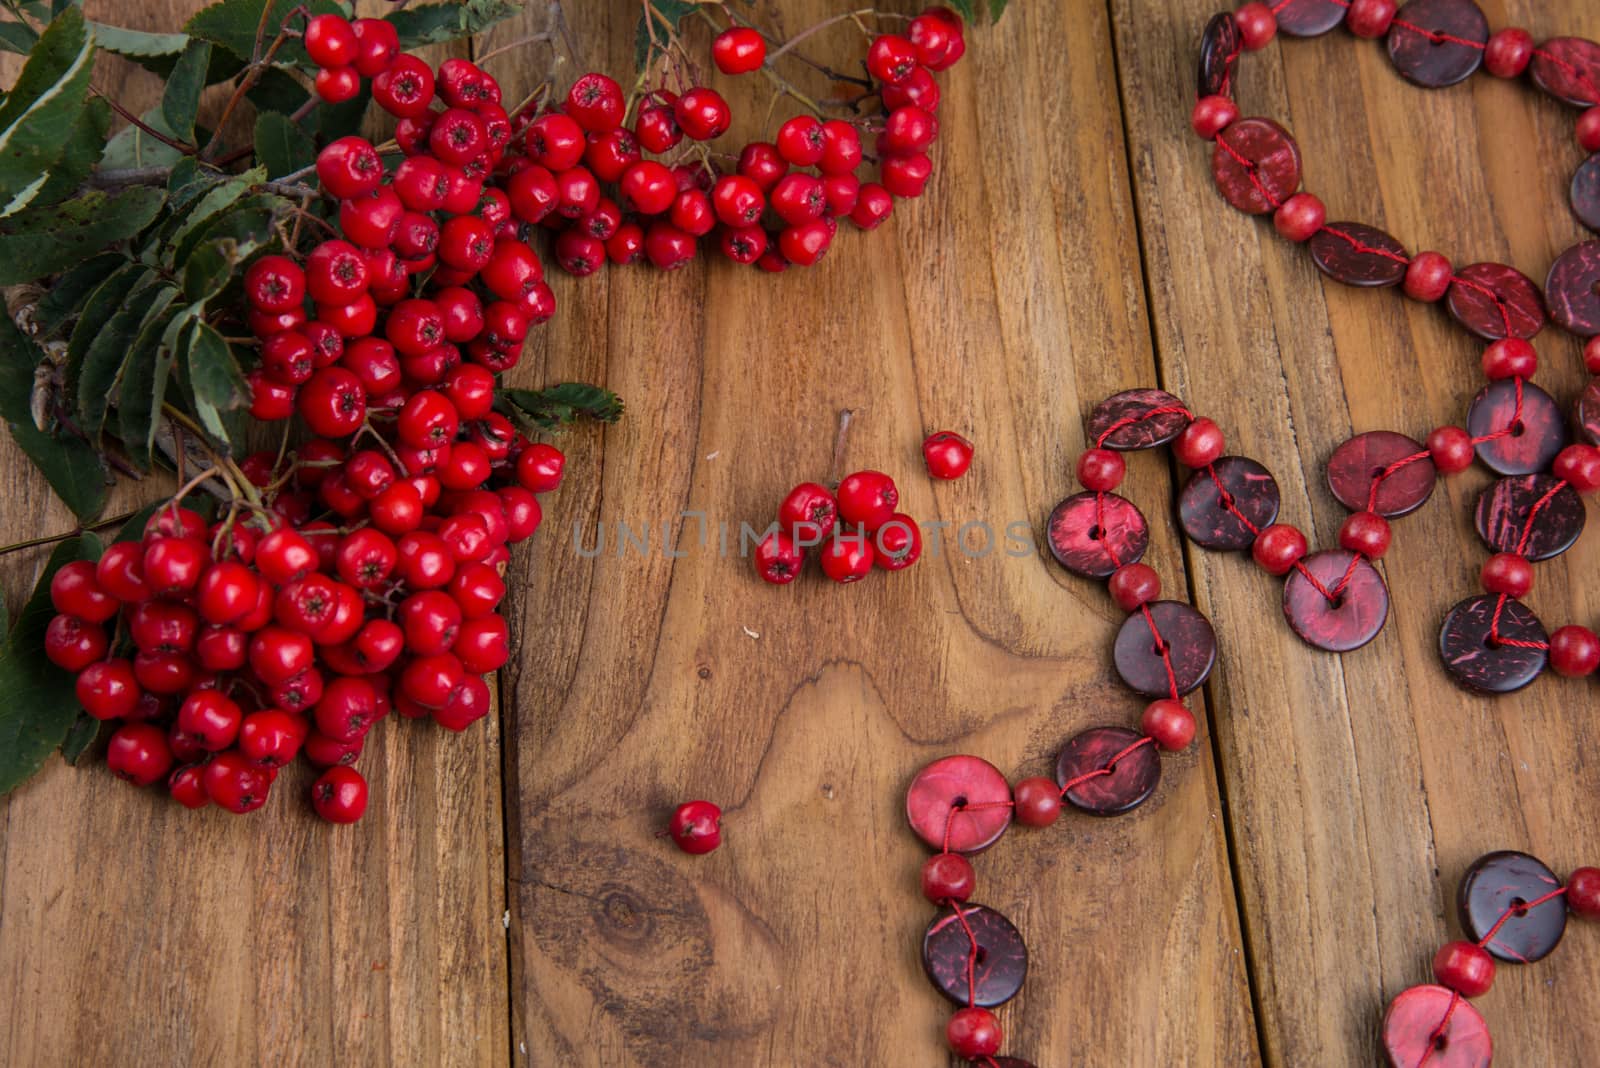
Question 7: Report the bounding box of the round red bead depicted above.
[1234,2,1276,50]
[1274,193,1325,242]
[1549,626,1600,677]
[1338,511,1391,559]
[1403,251,1453,302]
[1484,27,1535,78]
[1481,338,1537,381]
[1580,107,1600,154]
[1191,95,1240,140]
[921,852,977,904]
[1345,0,1396,38]
[1173,418,1225,468]
[1553,444,1600,494]
[1076,448,1125,492]
[946,1007,1003,1059]
[1108,563,1162,611]
[1427,426,1476,474]
[1013,777,1063,828]
[1141,699,1196,752]
[1432,940,1496,998]
[1568,867,1600,920]
[1479,552,1533,598]
[1252,523,1307,576]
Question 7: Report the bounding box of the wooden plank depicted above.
[489,2,1258,1064]
[1113,0,1600,1063]
[0,4,509,1064]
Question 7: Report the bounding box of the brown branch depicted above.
[93,88,195,156]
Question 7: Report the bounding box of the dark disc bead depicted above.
[1385,0,1488,88]
[1382,984,1492,1068]
[1473,474,1586,561]
[1054,726,1161,816]
[1530,37,1600,106]
[1045,491,1149,579]
[1580,377,1600,446]
[1274,0,1346,36]
[921,903,1029,1008]
[1178,456,1280,550]
[1309,223,1409,287]
[1113,600,1217,697]
[1325,431,1435,517]
[1446,262,1546,340]
[1212,118,1302,215]
[1197,12,1240,97]
[1573,155,1600,233]
[905,755,1013,855]
[1466,379,1567,476]
[1282,550,1390,652]
[1438,595,1549,694]
[1458,850,1567,962]
[1544,240,1600,336]
[1087,388,1190,450]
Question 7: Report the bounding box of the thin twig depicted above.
[828,408,857,486]
[93,88,195,155]
[0,509,142,558]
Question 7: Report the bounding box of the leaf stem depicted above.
[0,509,142,559]
[93,88,196,156]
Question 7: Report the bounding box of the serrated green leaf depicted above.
[500,383,625,430]
[181,318,246,449]
[0,185,164,284]
[168,169,271,265]
[0,316,107,521]
[253,109,313,179]
[0,7,95,218]
[387,0,518,48]
[87,20,189,58]
[33,94,108,206]
[0,533,104,795]
[74,265,154,434]
[0,20,37,54]
[115,295,187,468]
[33,250,124,337]
[161,39,210,143]
[99,106,185,170]
[59,710,100,765]
[184,0,339,66]
[634,0,698,72]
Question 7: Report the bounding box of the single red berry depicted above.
[351,17,399,78]
[1433,941,1495,998]
[643,222,697,270]
[777,482,839,545]
[312,765,370,823]
[514,442,565,493]
[881,153,932,198]
[176,690,243,751]
[371,54,435,119]
[754,530,804,584]
[314,65,361,104]
[45,614,107,671]
[50,560,117,622]
[526,113,586,170]
[314,676,381,743]
[867,34,920,85]
[76,659,141,720]
[1013,777,1062,828]
[674,87,731,141]
[1108,563,1161,611]
[304,13,357,67]
[239,709,305,769]
[946,1007,1002,1059]
[106,723,173,787]
[634,104,681,154]
[95,541,150,602]
[315,136,383,199]
[1076,448,1125,491]
[338,188,403,249]
[712,26,766,74]
[874,514,922,571]
[1142,699,1196,751]
[1252,523,1307,576]
[737,141,788,192]
[1549,625,1600,678]
[297,367,366,438]
[202,751,271,814]
[819,120,862,175]
[836,470,899,530]
[196,561,262,625]
[922,431,973,480]
[920,852,976,902]
[1580,107,1600,154]
[1338,511,1391,559]
[1568,867,1600,919]
[245,254,305,312]
[168,764,209,808]
[820,531,875,582]
[907,12,954,66]
[669,800,722,854]
[564,72,625,132]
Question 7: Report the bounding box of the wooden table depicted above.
[3,0,1598,1064]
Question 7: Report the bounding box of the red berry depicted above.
[874,514,922,571]
[513,442,565,493]
[312,765,369,823]
[50,560,116,622]
[777,482,838,545]
[920,852,975,902]
[836,470,899,530]
[564,72,625,132]
[196,561,262,625]
[881,106,935,155]
[1013,777,1062,827]
[76,658,141,720]
[297,367,366,438]
[620,160,677,215]
[668,800,722,854]
[1345,0,1396,38]
[712,26,766,74]
[867,34,920,85]
[643,222,697,270]
[1433,941,1495,998]
[1252,523,1307,575]
[96,541,150,602]
[921,431,973,480]
[106,723,173,786]
[1581,108,1600,154]
[819,121,862,175]
[338,188,403,249]
[881,152,932,198]
[176,690,242,751]
[1076,448,1125,491]
[202,751,271,814]
[249,625,315,685]
[304,13,357,67]
[245,255,305,312]
[351,17,399,78]
[239,709,305,769]
[371,54,435,119]
[737,141,788,191]
[1142,698,1196,751]
[526,113,586,170]
[674,87,731,141]
[168,764,209,808]
[946,1007,1002,1059]
[314,676,380,742]
[45,614,107,670]
[820,530,875,582]
[850,183,894,229]
[314,65,361,104]
[634,104,681,154]
[753,530,804,584]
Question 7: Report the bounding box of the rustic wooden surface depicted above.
[2,0,1598,1065]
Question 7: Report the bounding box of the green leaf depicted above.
[87,20,189,59]
[988,0,1009,21]
[0,533,104,795]
[634,0,697,71]
[161,39,211,143]
[0,20,38,54]
[0,7,95,218]
[0,185,164,284]
[113,499,163,542]
[387,0,519,48]
[253,109,313,179]
[115,295,187,468]
[59,710,100,765]
[165,166,263,264]
[184,0,339,66]
[99,106,185,170]
[32,93,108,206]
[74,265,155,435]
[182,319,246,448]
[500,383,625,430]
[0,316,107,521]
[33,250,124,336]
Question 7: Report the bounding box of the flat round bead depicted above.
[1178,456,1280,550]
[921,903,1029,1008]
[1282,550,1390,652]
[1574,155,1600,233]
[1459,850,1566,962]
[1212,118,1302,215]
[1113,600,1217,696]
[1274,0,1346,36]
[1197,12,1240,97]
[1439,594,1549,694]
[1087,388,1190,450]
[1385,0,1487,88]
[1530,37,1600,107]
[1309,223,1409,287]
[1382,984,1492,1068]
[1054,726,1160,816]
[905,756,1013,854]
[1325,431,1435,517]
[1446,262,1547,340]
[1473,474,1587,561]
[1046,492,1149,579]
[1466,379,1567,476]
[1544,240,1600,336]
[1580,377,1600,445]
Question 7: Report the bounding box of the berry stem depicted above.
[828,407,857,486]
[0,508,142,559]
[766,8,876,61]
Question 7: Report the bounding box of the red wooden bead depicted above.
[1345,0,1396,38]
[1076,448,1126,492]
[1586,336,1600,375]
[1234,2,1276,50]
[1553,444,1600,493]
[1191,95,1240,140]
[1173,417,1225,468]
[1252,523,1307,575]
[1427,426,1476,474]
[1432,940,1496,998]
[1569,867,1600,919]
[921,853,977,903]
[1403,250,1454,302]
[1141,699,1196,751]
[1273,192,1325,242]
[1338,511,1391,559]
[1480,338,1537,381]
[946,1007,1003,1059]
[1580,107,1600,154]
[1108,563,1161,611]
[1549,625,1600,677]
[1480,552,1533,598]
[1484,27,1535,78]
[1013,777,1063,828]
